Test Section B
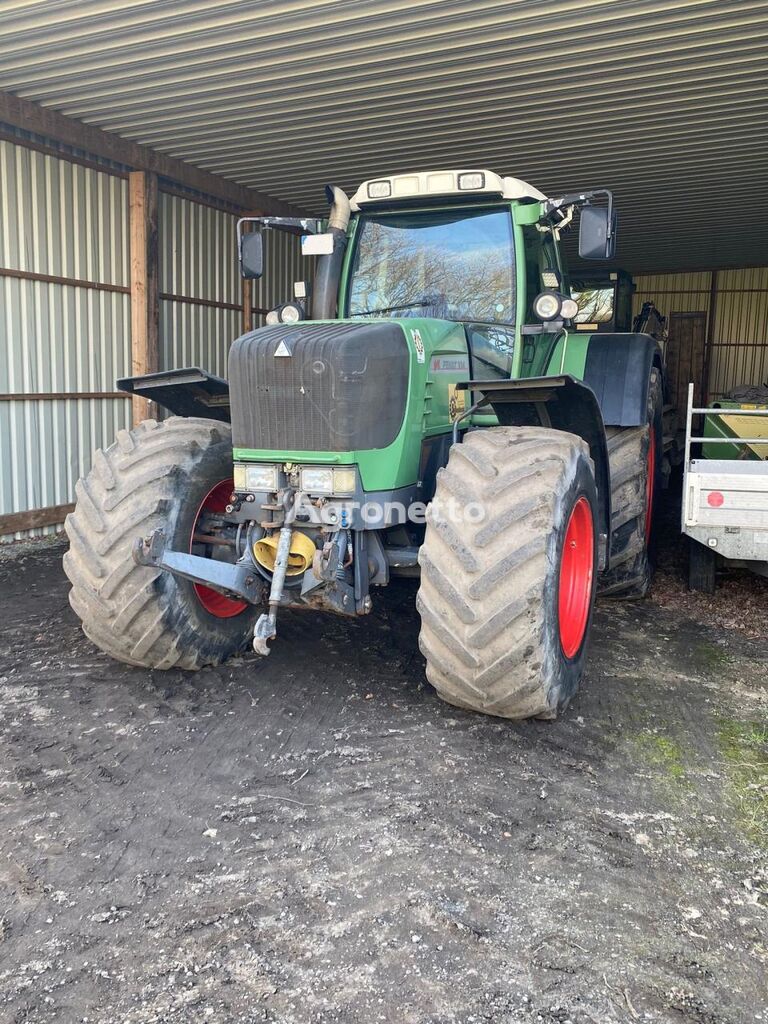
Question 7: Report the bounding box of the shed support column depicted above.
[702,269,719,405]
[129,171,159,425]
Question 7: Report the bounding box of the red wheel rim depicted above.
[645,426,656,543]
[558,496,595,659]
[191,479,248,618]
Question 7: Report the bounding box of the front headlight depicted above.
[367,179,392,199]
[457,171,485,190]
[299,467,357,495]
[331,468,357,495]
[279,302,303,324]
[300,467,334,494]
[234,463,279,492]
[533,291,562,321]
[532,290,578,322]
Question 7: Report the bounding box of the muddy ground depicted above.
[0,498,766,1023]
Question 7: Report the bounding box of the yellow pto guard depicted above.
[254,530,316,576]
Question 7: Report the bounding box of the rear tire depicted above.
[417,427,598,720]
[64,417,260,670]
[688,540,717,593]
[598,367,662,598]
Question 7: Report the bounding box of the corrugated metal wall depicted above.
[632,267,768,400]
[158,194,305,376]
[710,267,768,399]
[0,138,132,539]
[159,193,242,377]
[0,137,304,541]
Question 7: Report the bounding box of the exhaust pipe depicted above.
[312,185,351,320]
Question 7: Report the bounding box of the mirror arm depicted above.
[238,216,323,234]
[236,216,323,246]
[542,188,614,236]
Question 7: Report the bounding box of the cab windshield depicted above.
[346,207,515,324]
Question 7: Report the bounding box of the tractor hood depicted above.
[228,321,410,454]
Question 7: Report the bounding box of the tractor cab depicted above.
[239,169,617,385]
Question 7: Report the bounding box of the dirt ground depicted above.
[1,492,766,1024]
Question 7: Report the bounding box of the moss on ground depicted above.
[694,641,732,671]
[717,719,768,848]
[632,730,690,786]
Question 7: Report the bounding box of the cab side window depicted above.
[466,323,515,379]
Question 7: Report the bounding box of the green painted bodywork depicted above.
[235,196,602,493]
[235,317,471,491]
[701,400,767,461]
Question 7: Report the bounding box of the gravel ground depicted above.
[0,510,766,1024]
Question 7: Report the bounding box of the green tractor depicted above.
[64,170,662,720]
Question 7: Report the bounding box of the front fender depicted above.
[459,376,611,569]
[117,367,231,422]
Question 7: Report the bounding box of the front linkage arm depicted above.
[252,488,297,657]
[133,530,265,604]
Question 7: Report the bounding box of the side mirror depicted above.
[239,229,263,279]
[579,204,617,260]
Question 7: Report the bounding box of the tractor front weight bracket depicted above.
[133,530,265,604]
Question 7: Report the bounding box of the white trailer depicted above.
[682,383,768,592]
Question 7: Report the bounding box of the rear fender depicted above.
[460,376,611,569]
[582,333,662,427]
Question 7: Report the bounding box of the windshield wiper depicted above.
[351,299,432,317]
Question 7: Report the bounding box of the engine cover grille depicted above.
[229,321,409,452]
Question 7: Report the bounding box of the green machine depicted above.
[702,398,768,461]
[65,170,664,720]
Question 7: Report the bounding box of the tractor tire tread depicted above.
[64,417,245,671]
[417,426,594,720]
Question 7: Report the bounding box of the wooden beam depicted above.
[129,171,159,425]
[0,392,129,401]
[0,266,130,294]
[160,291,243,313]
[0,502,75,537]
[0,91,303,217]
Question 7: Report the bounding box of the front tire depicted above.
[64,417,260,670]
[417,427,598,720]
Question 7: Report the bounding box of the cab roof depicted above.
[350,169,547,209]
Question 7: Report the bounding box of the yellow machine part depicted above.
[253,530,316,576]
[720,409,768,459]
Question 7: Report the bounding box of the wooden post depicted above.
[702,269,719,405]
[242,273,253,335]
[129,171,159,425]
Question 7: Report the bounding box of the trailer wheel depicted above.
[598,367,663,598]
[417,427,598,720]
[64,417,260,670]
[688,539,717,593]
